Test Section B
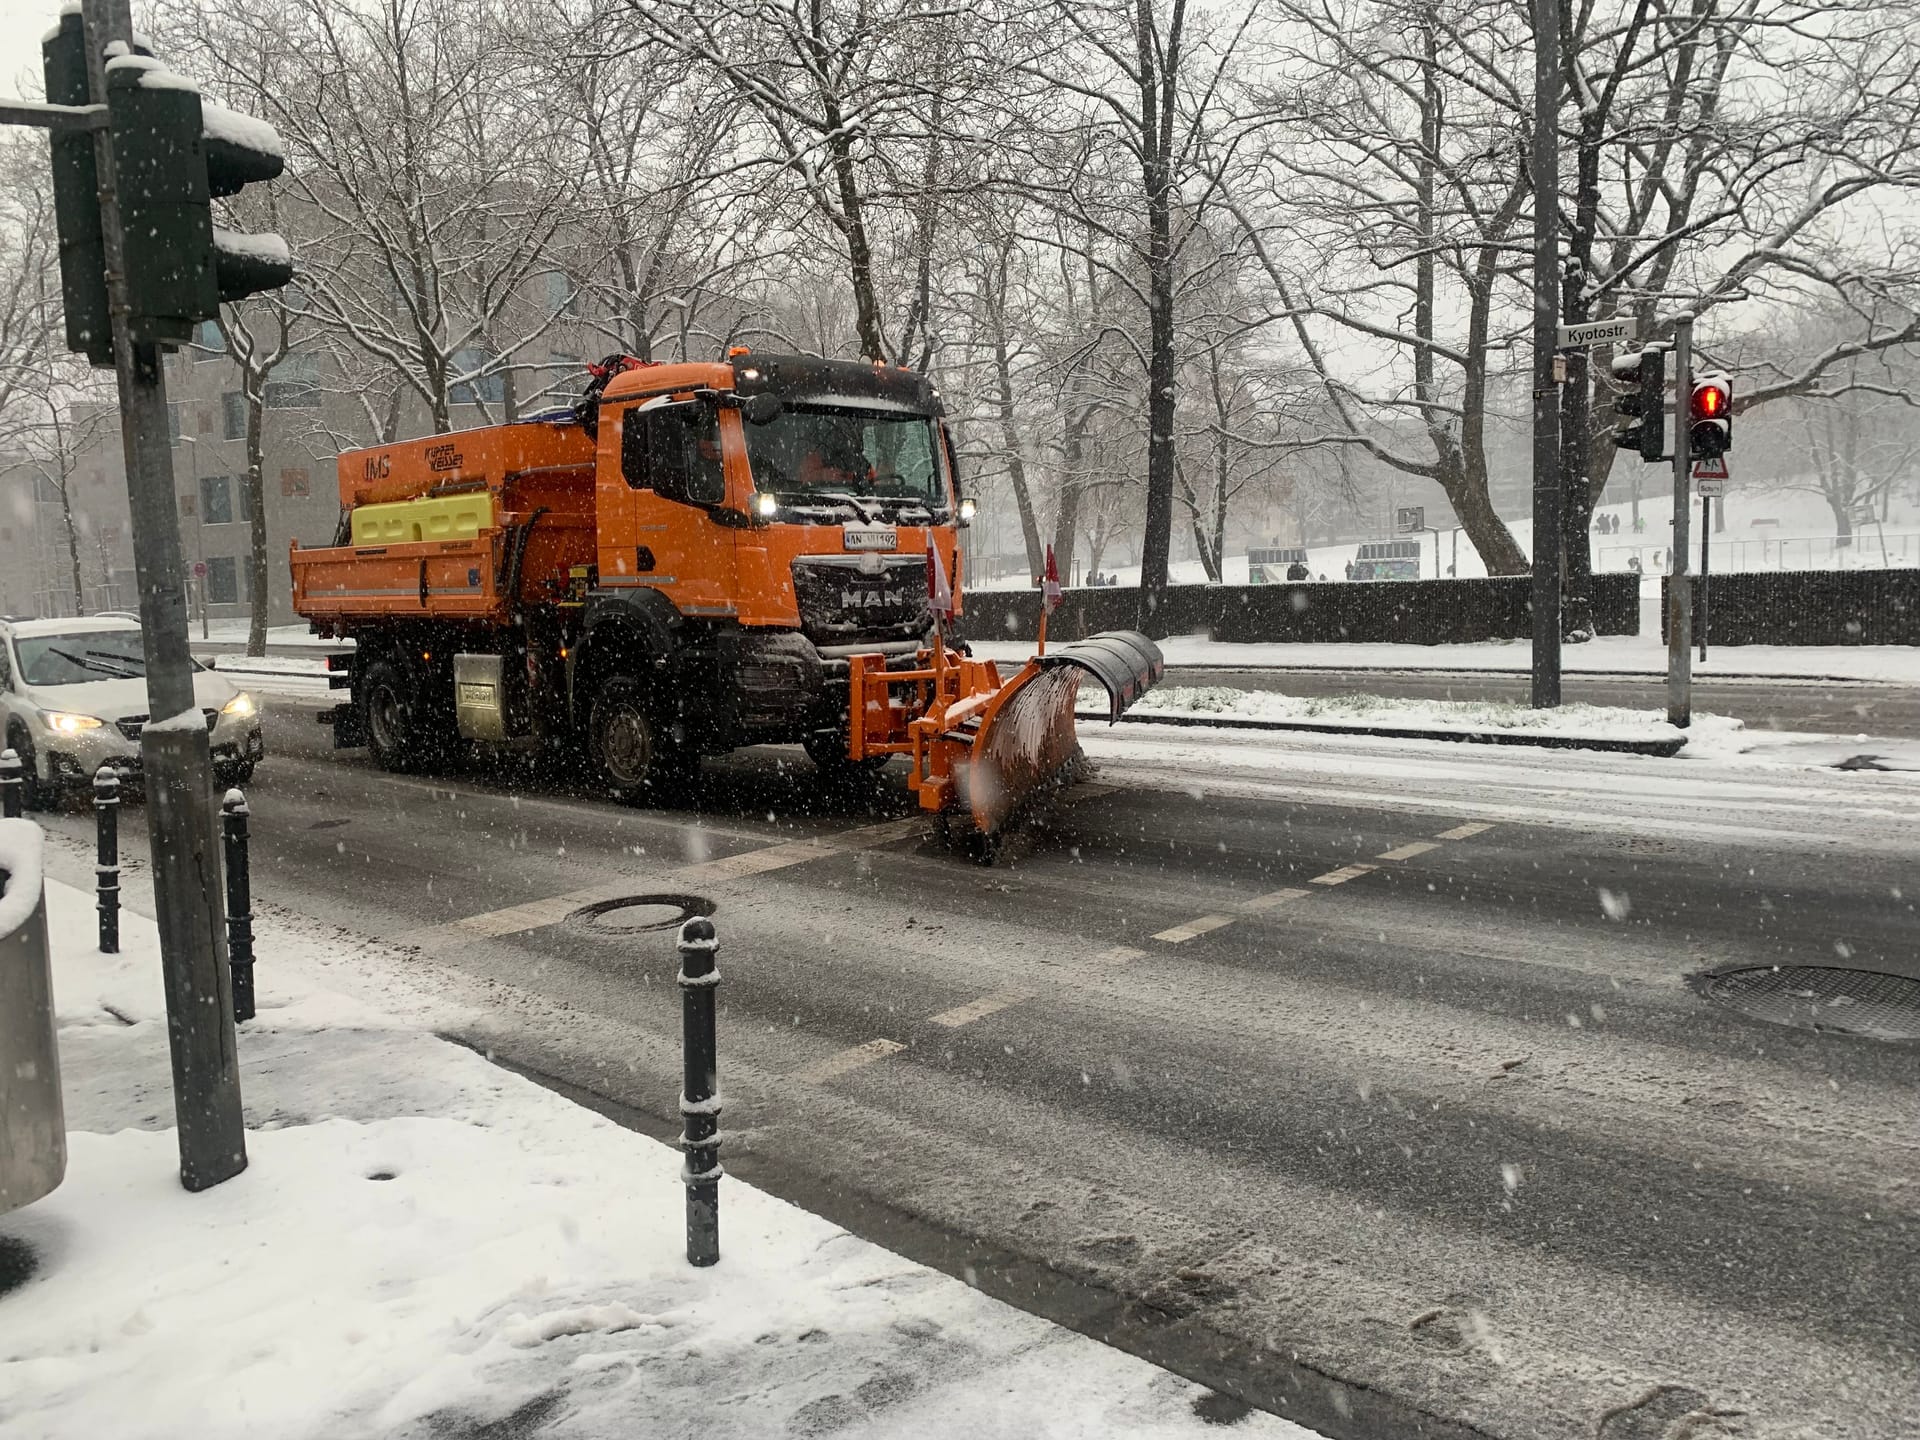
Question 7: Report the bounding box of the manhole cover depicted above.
[1691,965,1920,1042]
[566,893,714,936]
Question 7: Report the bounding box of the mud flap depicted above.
[957,630,1164,845]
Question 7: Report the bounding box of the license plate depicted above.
[458,683,494,706]
[844,526,897,552]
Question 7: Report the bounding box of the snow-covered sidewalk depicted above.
[0,868,1317,1440]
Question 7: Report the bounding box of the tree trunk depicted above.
[1138,215,1179,629]
[245,386,270,657]
[1050,405,1093,572]
[991,326,1043,582]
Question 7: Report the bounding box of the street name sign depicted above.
[1557,318,1637,348]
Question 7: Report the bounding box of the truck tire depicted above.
[590,676,667,802]
[361,660,424,772]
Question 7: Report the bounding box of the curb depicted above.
[1088,709,1689,756]
[1157,663,1888,687]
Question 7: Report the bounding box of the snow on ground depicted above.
[1094,685,1731,749]
[0,870,1320,1440]
[197,621,348,649]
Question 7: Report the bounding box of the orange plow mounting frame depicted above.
[847,630,1165,848]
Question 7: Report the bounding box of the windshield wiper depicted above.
[46,646,140,679]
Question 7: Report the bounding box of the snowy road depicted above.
[34,698,1920,1440]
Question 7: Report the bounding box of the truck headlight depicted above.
[222,692,257,718]
[754,492,778,518]
[958,497,976,521]
[46,711,104,735]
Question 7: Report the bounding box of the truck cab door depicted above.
[597,398,740,619]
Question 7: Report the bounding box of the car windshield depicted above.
[13,631,193,685]
[744,404,945,519]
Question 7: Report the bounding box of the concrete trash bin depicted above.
[0,818,65,1216]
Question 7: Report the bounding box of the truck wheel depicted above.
[590,676,664,801]
[362,661,422,772]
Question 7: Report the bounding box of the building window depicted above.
[236,475,253,523]
[280,467,310,498]
[206,555,239,605]
[179,491,197,518]
[265,352,321,409]
[223,392,246,440]
[544,271,576,316]
[202,474,234,525]
[194,319,225,358]
[450,347,504,405]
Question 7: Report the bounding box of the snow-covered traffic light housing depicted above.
[104,52,293,347]
[1610,346,1666,463]
[1689,374,1733,460]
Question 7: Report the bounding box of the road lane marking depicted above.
[431,815,927,941]
[1241,886,1310,913]
[1310,863,1377,886]
[1377,841,1441,862]
[792,1038,906,1084]
[1091,945,1148,965]
[1153,914,1238,943]
[928,987,1037,1028]
[1435,822,1494,841]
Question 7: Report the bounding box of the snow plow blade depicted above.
[845,629,1163,860]
[958,630,1165,845]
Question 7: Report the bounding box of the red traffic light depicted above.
[1691,381,1728,419]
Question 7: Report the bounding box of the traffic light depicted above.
[107,54,294,344]
[1690,373,1733,459]
[1609,346,1666,463]
[42,12,111,364]
[40,22,293,363]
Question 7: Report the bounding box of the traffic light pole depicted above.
[1528,0,1562,709]
[81,0,246,1191]
[1666,317,1693,728]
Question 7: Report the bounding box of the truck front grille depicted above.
[791,556,931,645]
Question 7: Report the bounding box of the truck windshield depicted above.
[744,405,945,519]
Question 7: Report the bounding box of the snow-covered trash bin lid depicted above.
[0,818,65,1217]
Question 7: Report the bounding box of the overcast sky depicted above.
[0,0,57,99]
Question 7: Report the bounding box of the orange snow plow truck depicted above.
[291,353,1162,853]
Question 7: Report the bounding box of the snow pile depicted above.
[1094,684,1743,747]
[0,880,1317,1440]
[0,817,45,937]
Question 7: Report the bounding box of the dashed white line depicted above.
[1152,914,1238,944]
[1435,822,1494,841]
[1377,841,1441,862]
[1241,886,1310,913]
[1310,863,1378,886]
[928,987,1038,1028]
[791,1038,906,1084]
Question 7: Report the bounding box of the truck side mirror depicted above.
[743,393,782,426]
[623,401,725,508]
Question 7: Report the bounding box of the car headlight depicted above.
[958,497,976,522]
[222,692,257,718]
[46,711,104,735]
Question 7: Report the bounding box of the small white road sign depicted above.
[1693,456,1728,497]
[1556,318,1637,348]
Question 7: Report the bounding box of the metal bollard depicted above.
[221,789,255,1023]
[677,916,722,1267]
[1,748,20,819]
[94,766,120,954]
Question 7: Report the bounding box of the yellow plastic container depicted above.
[350,492,494,546]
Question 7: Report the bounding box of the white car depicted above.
[0,616,264,809]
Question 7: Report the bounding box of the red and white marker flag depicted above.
[1043,545,1063,615]
[926,536,954,621]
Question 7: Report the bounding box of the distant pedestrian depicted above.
[1627,556,1642,574]
[1344,560,1355,580]
[1286,561,1309,581]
